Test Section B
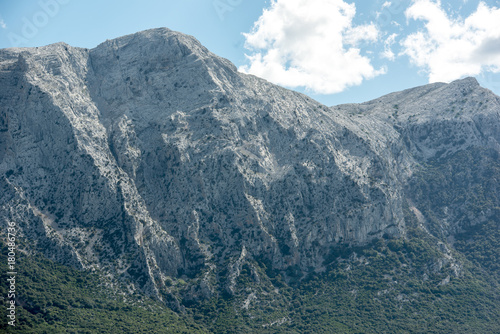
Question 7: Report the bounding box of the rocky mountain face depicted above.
[335,77,500,236]
[1,28,499,304]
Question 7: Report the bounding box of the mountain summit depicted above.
[1,29,499,331]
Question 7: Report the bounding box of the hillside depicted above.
[0,28,499,332]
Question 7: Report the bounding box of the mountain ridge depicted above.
[0,29,499,330]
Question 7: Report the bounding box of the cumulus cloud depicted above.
[401,0,500,83]
[239,0,385,94]
[0,19,6,29]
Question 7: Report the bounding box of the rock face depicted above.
[1,28,499,299]
[335,78,500,238]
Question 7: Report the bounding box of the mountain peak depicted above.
[446,76,480,92]
[449,76,479,86]
[93,27,211,60]
[89,27,238,95]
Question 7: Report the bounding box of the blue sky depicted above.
[1,0,500,106]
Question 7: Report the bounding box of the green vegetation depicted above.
[2,228,499,333]
[191,235,500,333]
[0,243,209,333]
[408,148,500,239]
[455,217,500,282]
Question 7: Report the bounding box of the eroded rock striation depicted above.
[1,28,499,299]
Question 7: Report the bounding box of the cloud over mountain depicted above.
[402,0,500,83]
[239,0,384,94]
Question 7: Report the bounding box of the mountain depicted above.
[336,76,500,234]
[1,28,499,332]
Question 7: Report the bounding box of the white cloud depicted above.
[381,33,398,61]
[239,0,385,94]
[401,0,500,83]
[0,19,6,29]
[376,1,392,19]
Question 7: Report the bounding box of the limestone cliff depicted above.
[1,28,498,300]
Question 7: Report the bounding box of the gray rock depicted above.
[1,28,498,299]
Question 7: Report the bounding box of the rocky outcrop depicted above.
[1,28,498,299]
[335,77,500,238]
